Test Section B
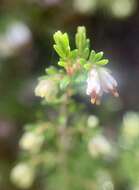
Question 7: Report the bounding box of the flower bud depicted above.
[88,135,111,158]
[35,79,58,102]
[87,115,99,128]
[19,131,44,153]
[10,163,35,189]
[122,111,139,140]
[73,0,97,14]
[86,67,119,104]
[0,22,31,57]
[110,0,136,19]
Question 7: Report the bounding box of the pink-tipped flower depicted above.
[86,67,119,104]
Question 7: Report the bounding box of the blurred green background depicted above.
[0,0,139,189]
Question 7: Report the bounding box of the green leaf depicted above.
[69,49,78,60]
[96,59,109,65]
[84,63,92,70]
[86,39,90,48]
[53,31,70,59]
[62,33,70,48]
[58,61,66,67]
[79,58,86,65]
[75,27,85,48]
[60,76,70,90]
[75,26,90,58]
[94,51,104,61]
[57,36,70,56]
[53,45,66,58]
[89,50,96,61]
[83,48,90,59]
[45,66,58,75]
[53,27,109,73]
[53,31,62,43]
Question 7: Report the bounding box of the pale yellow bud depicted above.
[87,115,99,128]
[122,111,139,140]
[111,0,136,19]
[88,135,111,158]
[73,0,97,14]
[10,163,35,189]
[35,79,58,101]
[19,131,44,153]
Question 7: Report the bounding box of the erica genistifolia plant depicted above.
[35,26,119,105]
[10,27,123,190]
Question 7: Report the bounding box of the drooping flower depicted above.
[35,79,58,102]
[86,67,119,104]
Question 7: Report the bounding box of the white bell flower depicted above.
[86,66,119,104]
[35,79,58,101]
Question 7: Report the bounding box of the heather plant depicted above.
[10,26,139,190]
[35,26,118,105]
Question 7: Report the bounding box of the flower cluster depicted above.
[86,67,119,104]
[35,26,119,105]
